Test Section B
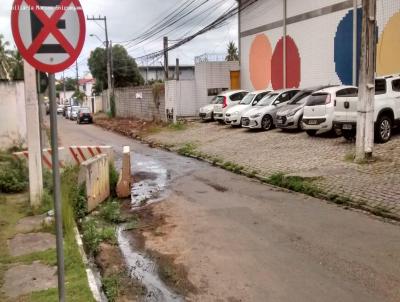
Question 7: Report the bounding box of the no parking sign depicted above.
[11,0,86,73]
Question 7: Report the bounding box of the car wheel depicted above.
[261,115,273,131]
[306,130,317,137]
[342,130,356,141]
[211,112,214,121]
[375,115,392,144]
[297,115,304,131]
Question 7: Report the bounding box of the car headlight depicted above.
[233,111,240,115]
[287,109,300,117]
[250,113,261,119]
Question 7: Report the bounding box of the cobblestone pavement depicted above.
[148,122,400,218]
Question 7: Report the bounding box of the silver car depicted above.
[276,86,331,130]
[199,96,219,121]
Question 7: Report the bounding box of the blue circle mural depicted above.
[334,8,362,85]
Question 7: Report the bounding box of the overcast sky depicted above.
[0,0,238,78]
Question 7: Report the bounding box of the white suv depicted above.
[303,86,357,136]
[213,90,249,123]
[224,90,271,126]
[334,75,400,143]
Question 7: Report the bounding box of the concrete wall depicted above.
[239,0,400,91]
[139,66,195,82]
[165,80,196,117]
[79,154,110,212]
[114,86,166,121]
[0,81,27,150]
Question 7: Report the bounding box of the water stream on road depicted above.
[116,152,183,301]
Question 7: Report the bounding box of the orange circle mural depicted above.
[249,34,272,90]
[377,12,400,76]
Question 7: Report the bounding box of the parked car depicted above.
[276,86,333,131]
[57,105,64,115]
[65,106,72,119]
[77,107,93,124]
[225,90,272,126]
[241,89,299,130]
[199,96,219,121]
[213,90,249,123]
[69,106,80,120]
[334,75,400,143]
[302,85,357,136]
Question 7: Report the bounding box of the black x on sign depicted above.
[11,0,86,73]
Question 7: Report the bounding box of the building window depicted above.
[207,88,229,96]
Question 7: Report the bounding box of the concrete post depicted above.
[116,146,132,198]
[23,61,43,207]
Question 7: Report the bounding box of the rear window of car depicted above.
[80,108,91,113]
[288,91,312,105]
[307,93,328,106]
[392,79,400,92]
[375,79,387,95]
[215,96,225,104]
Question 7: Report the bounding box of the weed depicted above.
[177,142,198,157]
[100,199,122,224]
[168,121,187,131]
[222,161,244,174]
[344,152,356,162]
[0,153,28,193]
[102,275,120,302]
[82,219,117,255]
[109,163,119,197]
[266,173,322,197]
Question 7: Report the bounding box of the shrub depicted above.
[100,199,122,223]
[109,163,119,197]
[102,275,120,302]
[82,219,102,255]
[0,153,28,193]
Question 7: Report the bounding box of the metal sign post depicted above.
[11,1,86,301]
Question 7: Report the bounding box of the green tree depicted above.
[10,50,24,81]
[72,90,86,104]
[88,44,144,91]
[0,34,12,80]
[56,77,78,91]
[225,41,239,62]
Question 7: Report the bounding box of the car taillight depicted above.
[326,94,332,105]
[222,96,228,108]
[80,113,84,117]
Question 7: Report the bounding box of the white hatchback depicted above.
[213,90,249,123]
[302,86,357,136]
[225,90,272,126]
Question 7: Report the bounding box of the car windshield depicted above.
[257,94,278,106]
[214,96,225,104]
[209,96,218,104]
[239,94,255,105]
[288,91,312,105]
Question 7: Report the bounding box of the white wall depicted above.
[166,80,196,117]
[0,81,27,150]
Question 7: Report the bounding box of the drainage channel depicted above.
[117,152,183,301]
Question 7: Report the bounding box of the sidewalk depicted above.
[0,194,94,301]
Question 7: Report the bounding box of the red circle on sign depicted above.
[11,0,86,73]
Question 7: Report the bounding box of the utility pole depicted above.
[164,37,169,81]
[356,0,376,161]
[87,15,112,112]
[175,58,180,81]
[23,61,43,207]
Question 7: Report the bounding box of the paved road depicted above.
[58,117,400,302]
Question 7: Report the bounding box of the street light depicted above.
[89,33,105,46]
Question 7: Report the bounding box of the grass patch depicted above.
[177,142,198,157]
[82,219,117,255]
[102,275,120,302]
[265,173,322,198]
[100,199,123,224]
[167,121,187,131]
[0,194,94,302]
[222,161,245,174]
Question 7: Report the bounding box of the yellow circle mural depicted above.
[377,12,400,76]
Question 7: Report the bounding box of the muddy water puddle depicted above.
[131,153,170,207]
[118,227,183,302]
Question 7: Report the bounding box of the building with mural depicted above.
[238,0,400,91]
